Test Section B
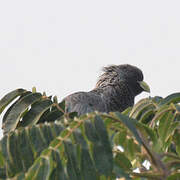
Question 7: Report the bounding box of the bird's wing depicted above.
[67,103,94,115]
[65,91,105,115]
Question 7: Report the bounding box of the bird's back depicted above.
[64,64,149,116]
[65,91,107,115]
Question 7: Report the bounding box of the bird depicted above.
[64,64,150,115]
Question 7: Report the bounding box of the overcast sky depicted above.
[0,0,180,137]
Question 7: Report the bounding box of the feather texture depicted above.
[64,64,149,115]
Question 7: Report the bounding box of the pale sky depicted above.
[0,0,180,137]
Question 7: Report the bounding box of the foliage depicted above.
[0,88,180,179]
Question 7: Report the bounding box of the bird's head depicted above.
[96,64,150,96]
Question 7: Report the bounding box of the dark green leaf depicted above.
[0,167,6,179]
[28,126,47,156]
[0,89,26,114]
[158,111,175,143]
[93,116,113,176]
[17,129,35,171]
[8,133,23,173]
[1,135,15,177]
[115,112,143,145]
[63,140,81,180]
[84,120,99,143]
[113,165,131,180]
[114,152,132,170]
[81,148,97,180]
[21,99,53,126]
[34,158,50,180]
[167,173,180,180]
[159,92,180,106]
[49,149,68,180]
[3,93,42,134]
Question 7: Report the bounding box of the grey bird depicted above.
[65,64,150,115]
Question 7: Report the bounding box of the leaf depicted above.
[2,91,32,125]
[129,98,155,120]
[20,99,53,127]
[59,100,65,112]
[114,130,127,147]
[25,158,41,180]
[139,109,155,124]
[3,93,42,134]
[0,167,6,179]
[38,107,63,123]
[28,125,50,156]
[17,129,35,171]
[113,165,131,180]
[7,133,23,174]
[0,122,65,178]
[158,111,175,143]
[167,173,180,180]
[159,92,180,106]
[93,116,113,176]
[33,157,50,180]
[1,135,15,177]
[12,172,25,180]
[73,129,97,180]
[173,130,180,156]
[152,96,163,104]
[63,140,81,180]
[136,123,157,146]
[84,119,99,143]
[81,148,97,180]
[115,112,143,145]
[49,149,68,180]
[114,152,132,170]
[0,89,26,115]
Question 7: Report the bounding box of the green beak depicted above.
[139,81,150,93]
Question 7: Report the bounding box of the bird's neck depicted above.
[92,83,135,112]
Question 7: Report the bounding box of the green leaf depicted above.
[84,119,99,143]
[20,99,53,127]
[93,116,113,176]
[7,133,23,174]
[73,129,97,180]
[0,167,6,179]
[3,93,42,134]
[114,152,132,170]
[173,130,180,156]
[158,111,175,143]
[136,123,157,146]
[39,107,63,123]
[114,130,127,147]
[25,158,41,180]
[159,92,180,106]
[113,165,131,180]
[139,109,155,124]
[49,149,68,180]
[115,112,143,145]
[167,173,180,180]
[63,140,81,180]
[2,91,32,125]
[17,129,35,171]
[0,89,26,115]
[81,148,97,180]
[28,126,48,156]
[51,122,64,137]
[33,157,50,180]
[13,172,25,180]
[129,98,155,120]
[59,100,65,112]
[1,135,15,177]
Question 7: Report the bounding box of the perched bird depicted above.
[65,64,150,115]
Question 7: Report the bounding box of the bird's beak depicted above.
[138,81,150,93]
